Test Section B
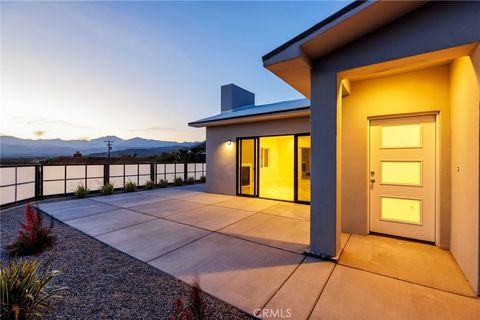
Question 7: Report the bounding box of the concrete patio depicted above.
[38,185,480,319]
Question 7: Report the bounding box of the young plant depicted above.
[169,276,204,320]
[186,176,195,185]
[0,259,66,320]
[125,181,137,192]
[74,184,89,198]
[7,203,56,257]
[199,176,206,183]
[173,177,183,186]
[158,179,168,188]
[144,180,155,190]
[99,183,114,195]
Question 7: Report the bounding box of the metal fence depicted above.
[0,163,206,207]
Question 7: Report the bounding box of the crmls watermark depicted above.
[253,308,292,318]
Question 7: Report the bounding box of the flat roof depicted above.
[188,98,310,127]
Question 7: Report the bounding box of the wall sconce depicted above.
[227,140,232,146]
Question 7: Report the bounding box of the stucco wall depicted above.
[341,65,451,249]
[450,50,480,293]
[205,116,310,196]
[310,0,480,258]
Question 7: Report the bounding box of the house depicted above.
[189,1,480,295]
[189,84,311,203]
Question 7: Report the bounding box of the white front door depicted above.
[369,115,436,242]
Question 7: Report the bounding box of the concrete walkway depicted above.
[38,185,480,319]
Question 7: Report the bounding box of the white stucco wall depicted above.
[205,116,310,196]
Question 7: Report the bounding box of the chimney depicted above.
[221,84,254,113]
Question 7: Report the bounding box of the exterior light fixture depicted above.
[227,140,232,145]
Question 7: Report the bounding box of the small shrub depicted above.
[199,176,206,183]
[158,179,168,188]
[169,275,203,320]
[74,184,89,198]
[186,176,195,185]
[125,181,137,192]
[99,183,114,195]
[6,204,56,257]
[0,259,66,320]
[173,177,183,186]
[144,180,155,190]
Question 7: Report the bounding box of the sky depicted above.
[1,1,350,142]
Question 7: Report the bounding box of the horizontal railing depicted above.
[0,163,206,207]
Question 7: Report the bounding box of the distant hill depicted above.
[0,135,201,158]
[88,145,190,157]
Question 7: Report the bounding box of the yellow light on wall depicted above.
[227,140,232,145]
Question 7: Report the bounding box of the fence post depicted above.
[104,164,109,186]
[37,165,44,200]
[184,163,187,181]
[150,163,155,183]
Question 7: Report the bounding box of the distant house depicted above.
[190,1,480,295]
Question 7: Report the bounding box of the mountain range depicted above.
[0,135,201,158]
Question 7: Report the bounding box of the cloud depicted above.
[33,130,46,137]
[128,125,178,133]
[27,118,94,130]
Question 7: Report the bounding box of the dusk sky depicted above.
[1,1,349,142]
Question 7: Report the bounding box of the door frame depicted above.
[367,111,440,244]
[236,132,310,204]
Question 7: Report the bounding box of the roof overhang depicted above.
[262,1,426,98]
[188,107,310,128]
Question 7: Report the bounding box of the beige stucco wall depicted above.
[450,50,480,293]
[341,65,452,248]
[205,116,310,196]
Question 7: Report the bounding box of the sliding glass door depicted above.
[237,134,310,203]
[297,135,311,202]
[259,136,294,201]
[237,138,256,196]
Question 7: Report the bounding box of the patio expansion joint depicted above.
[92,216,158,237]
[336,263,479,300]
[145,230,214,263]
[259,256,307,310]
[305,263,339,320]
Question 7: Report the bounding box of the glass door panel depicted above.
[259,136,294,201]
[238,138,256,196]
[297,135,311,202]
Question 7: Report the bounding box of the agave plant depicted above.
[0,259,66,320]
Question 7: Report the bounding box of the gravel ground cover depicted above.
[1,205,255,320]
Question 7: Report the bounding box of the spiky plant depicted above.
[173,177,183,186]
[169,276,204,320]
[125,181,137,192]
[199,176,206,183]
[144,180,155,190]
[0,259,66,320]
[158,179,168,188]
[74,184,89,198]
[7,204,56,257]
[185,177,195,185]
[99,183,114,195]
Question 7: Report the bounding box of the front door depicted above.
[369,115,436,242]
